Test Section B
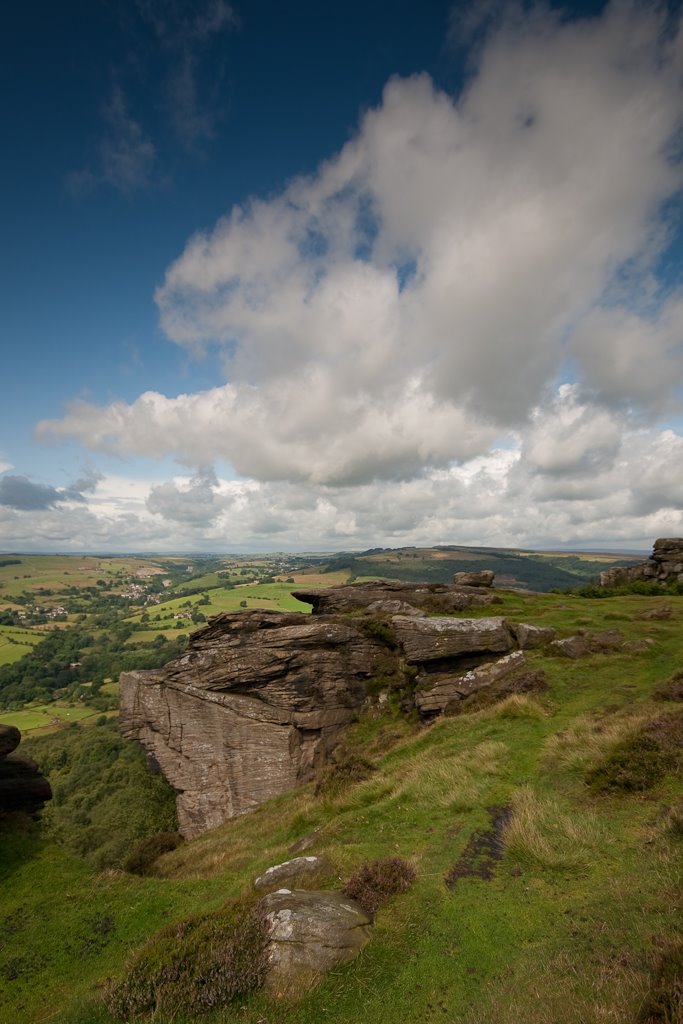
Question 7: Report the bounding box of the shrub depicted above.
[105,899,268,1020]
[359,617,397,646]
[343,856,416,915]
[123,831,183,875]
[654,671,683,703]
[639,938,683,1023]
[585,734,673,793]
[315,751,375,796]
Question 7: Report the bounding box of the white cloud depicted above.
[36,3,683,550]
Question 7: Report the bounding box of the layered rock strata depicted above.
[293,580,501,614]
[120,584,547,837]
[120,610,388,838]
[600,538,683,587]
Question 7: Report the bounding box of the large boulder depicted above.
[392,615,514,665]
[415,651,526,715]
[260,888,372,996]
[600,538,683,587]
[121,610,389,837]
[0,725,52,818]
[294,581,500,615]
[453,570,494,588]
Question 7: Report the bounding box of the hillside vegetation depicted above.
[2,585,681,1024]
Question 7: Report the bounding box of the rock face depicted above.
[293,580,501,614]
[0,725,52,818]
[120,583,546,837]
[393,615,514,664]
[600,538,683,587]
[120,610,388,838]
[260,888,372,996]
[415,651,526,715]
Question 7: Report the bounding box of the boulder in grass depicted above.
[260,888,372,997]
[254,856,333,891]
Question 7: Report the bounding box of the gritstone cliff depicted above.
[600,538,683,588]
[120,579,539,838]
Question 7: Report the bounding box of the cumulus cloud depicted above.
[39,3,683,549]
[0,471,103,511]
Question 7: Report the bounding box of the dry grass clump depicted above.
[503,785,601,868]
[315,751,375,796]
[472,693,549,721]
[639,938,683,1024]
[123,831,183,876]
[586,712,682,794]
[343,856,416,915]
[394,739,507,810]
[653,670,683,702]
[104,898,268,1020]
[544,709,654,774]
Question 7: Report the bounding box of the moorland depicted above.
[1,546,681,1024]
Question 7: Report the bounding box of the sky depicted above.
[1,0,683,554]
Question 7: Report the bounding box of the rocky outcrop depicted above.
[415,651,526,715]
[254,856,333,891]
[393,615,514,664]
[260,888,372,996]
[453,570,495,588]
[120,610,389,838]
[0,725,52,818]
[600,538,683,587]
[120,584,548,837]
[293,580,501,614]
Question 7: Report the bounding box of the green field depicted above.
[0,701,101,733]
[0,624,39,665]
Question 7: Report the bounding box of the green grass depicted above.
[0,624,40,665]
[2,589,682,1024]
[0,701,100,734]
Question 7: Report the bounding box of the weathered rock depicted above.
[260,888,372,996]
[120,610,388,838]
[365,599,427,617]
[453,570,494,588]
[0,724,20,759]
[636,605,674,620]
[392,615,514,665]
[549,629,625,659]
[415,651,526,715]
[294,581,500,615]
[255,856,333,890]
[600,538,683,587]
[549,635,591,659]
[510,623,556,649]
[0,727,52,819]
[120,588,550,837]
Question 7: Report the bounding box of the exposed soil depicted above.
[444,805,511,888]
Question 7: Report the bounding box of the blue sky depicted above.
[1,0,682,552]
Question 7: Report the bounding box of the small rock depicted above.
[254,856,333,890]
[453,571,495,588]
[511,623,556,649]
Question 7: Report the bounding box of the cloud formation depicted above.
[0,471,102,511]
[39,2,683,549]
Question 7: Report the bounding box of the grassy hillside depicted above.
[1,586,681,1024]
